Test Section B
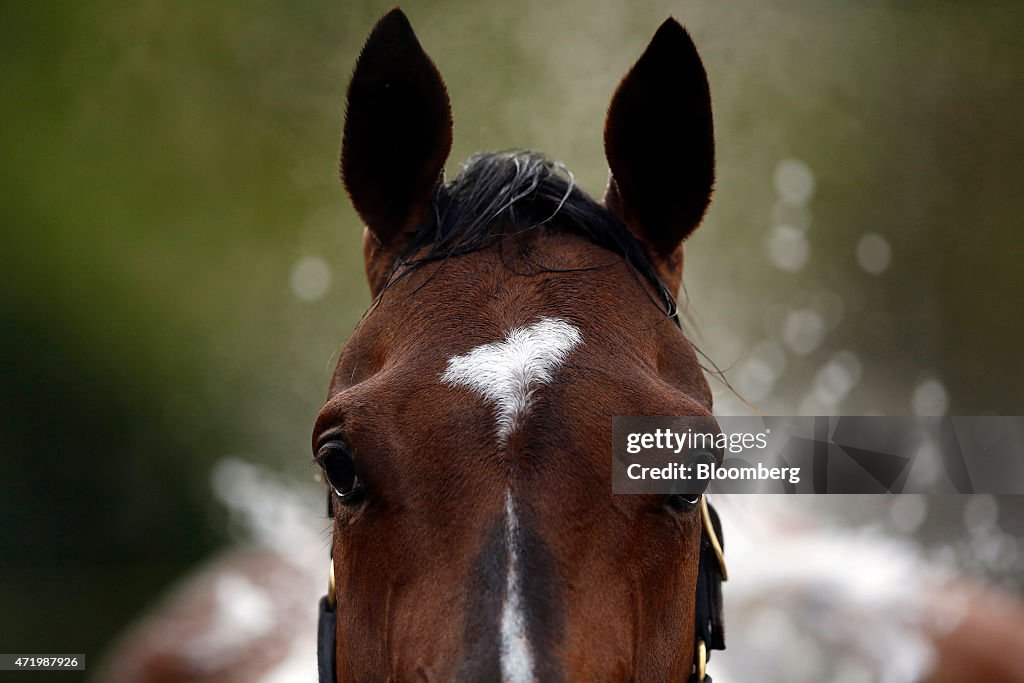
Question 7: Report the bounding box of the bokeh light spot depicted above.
[911,377,948,415]
[856,233,892,275]
[782,308,825,356]
[889,494,928,535]
[765,225,810,272]
[774,158,816,205]
[290,256,332,301]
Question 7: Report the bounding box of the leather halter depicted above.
[317,496,726,682]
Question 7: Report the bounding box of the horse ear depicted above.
[341,9,452,257]
[603,18,714,271]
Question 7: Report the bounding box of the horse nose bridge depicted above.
[451,491,567,683]
[498,492,567,683]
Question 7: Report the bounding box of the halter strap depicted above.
[317,498,726,682]
[317,596,337,682]
[689,497,727,682]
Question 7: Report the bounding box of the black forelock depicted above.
[384,150,679,324]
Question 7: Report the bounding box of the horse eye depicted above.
[666,493,700,513]
[317,441,362,502]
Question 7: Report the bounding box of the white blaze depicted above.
[442,318,580,681]
[441,317,583,443]
[499,490,533,683]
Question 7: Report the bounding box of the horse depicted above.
[314,8,723,681]
[97,9,1024,683]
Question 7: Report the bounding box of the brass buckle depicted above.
[695,638,707,681]
[699,496,727,581]
[327,559,337,609]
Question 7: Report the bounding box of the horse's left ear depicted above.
[341,9,453,291]
[603,18,714,286]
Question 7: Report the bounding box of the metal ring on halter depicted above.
[699,496,727,581]
[327,560,337,609]
[695,638,707,681]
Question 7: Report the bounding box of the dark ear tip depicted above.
[382,6,408,20]
[649,17,698,56]
[655,17,685,35]
[352,7,433,85]
[365,7,416,48]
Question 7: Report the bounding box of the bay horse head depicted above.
[314,9,722,681]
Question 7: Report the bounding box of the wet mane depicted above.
[385,150,679,324]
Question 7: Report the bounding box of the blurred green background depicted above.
[2,0,1022,676]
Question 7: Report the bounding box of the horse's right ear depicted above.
[341,9,452,289]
